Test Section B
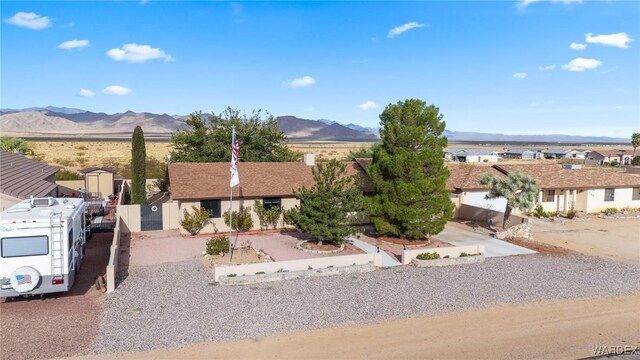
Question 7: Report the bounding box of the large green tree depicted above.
[284,159,365,245]
[480,171,539,229]
[632,132,640,158]
[170,108,298,162]
[367,99,454,240]
[130,126,147,204]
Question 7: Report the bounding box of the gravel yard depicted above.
[91,253,640,355]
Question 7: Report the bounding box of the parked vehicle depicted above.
[0,197,87,298]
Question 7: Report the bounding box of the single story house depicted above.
[588,150,633,165]
[542,149,575,159]
[502,149,542,160]
[448,163,640,214]
[167,155,373,234]
[0,149,59,211]
[444,148,499,163]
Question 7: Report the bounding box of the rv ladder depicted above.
[50,213,65,278]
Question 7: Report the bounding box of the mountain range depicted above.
[0,107,629,143]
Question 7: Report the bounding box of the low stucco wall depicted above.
[117,204,141,233]
[0,193,21,212]
[162,202,180,230]
[401,245,485,265]
[411,254,485,267]
[56,180,86,196]
[457,203,527,227]
[214,253,382,282]
[106,216,121,293]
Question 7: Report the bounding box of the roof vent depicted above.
[31,197,55,207]
[562,164,582,170]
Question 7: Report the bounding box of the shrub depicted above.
[55,169,82,180]
[610,159,619,167]
[223,205,254,233]
[254,200,282,230]
[632,156,640,166]
[566,209,577,219]
[75,145,88,150]
[603,207,618,216]
[416,252,441,260]
[459,252,469,257]
[206,235,230,255]
[181,206,211,235]
[532,204,552,218]
[54,158,75,167]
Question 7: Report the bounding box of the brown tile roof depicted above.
[447,164,505,191]
[0,150,58,199]
[590,150,631,158]
[493,164,640,189]
[169,161,373,200]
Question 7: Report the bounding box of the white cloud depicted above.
[102,85,132,95]
[518,0,582,8]
[569,42,586,50]
[58,39,90,50]
[106,44,174,63]
[538,64,556,71]
[78,89,95,97]
[357,101,380,110]
[4,12,51,30]
[512,72,528,79]
[387,22,426,38]
[585,32,633,49]
[562,57,603,72]
[284,76,316,88]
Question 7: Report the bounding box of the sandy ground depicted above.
[77,294,640,360]
[532,217,640,264]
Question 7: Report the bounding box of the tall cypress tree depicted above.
[130,126,147,204]
[367,99,454,240]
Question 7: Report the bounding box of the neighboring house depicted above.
[0,150,59,211]
[542,149,575,159]
[588,150,633,165]
[448,163,640,214]
[570,150,590,160]
[502,149,541,160]
[167,156,373,234]
[444,148,499,163]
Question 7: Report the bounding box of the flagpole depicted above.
[228,126,234,262]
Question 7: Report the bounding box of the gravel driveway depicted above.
[91,253,640,355]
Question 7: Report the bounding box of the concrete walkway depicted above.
[348,238,402,267]
[434,224,536,258]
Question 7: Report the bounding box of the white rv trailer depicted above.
[0,197,87,298]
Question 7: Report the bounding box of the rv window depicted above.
[1,236,49,258]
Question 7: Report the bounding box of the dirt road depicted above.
[79,294,640,360]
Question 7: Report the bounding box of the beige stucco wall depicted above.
[0,193,21,212]
[56,180,86,196]
[162,202,180,230]
[584,188,640,213]
[537,187,639,214]
[117,204,141,233]
[176,197,300,235]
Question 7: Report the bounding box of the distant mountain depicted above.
[0,106,628,143]
[276,116,379,140]
[443,130,627,144]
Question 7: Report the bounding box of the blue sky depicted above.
[1,1,638,137]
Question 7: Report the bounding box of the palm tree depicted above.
[480,171,539,229]
[632,133,640,158]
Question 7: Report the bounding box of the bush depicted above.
[223,205,254,233]
[632,156,640,166]
[566,209,577,219]
[532,204,553,218]
[254,200,282,230]
[181,206,212,235]
[55,169,82,180]
[610,159,619,167]
[206,235,229,256]
[603,207,618,216]
[416,252,441,260]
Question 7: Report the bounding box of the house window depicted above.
[545,190,555,202]
[263,197,281,211]
[200,200,221,218]
[633,188,640,201]
[604,188,615,202]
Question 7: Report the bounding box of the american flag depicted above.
[230,129,240,188]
